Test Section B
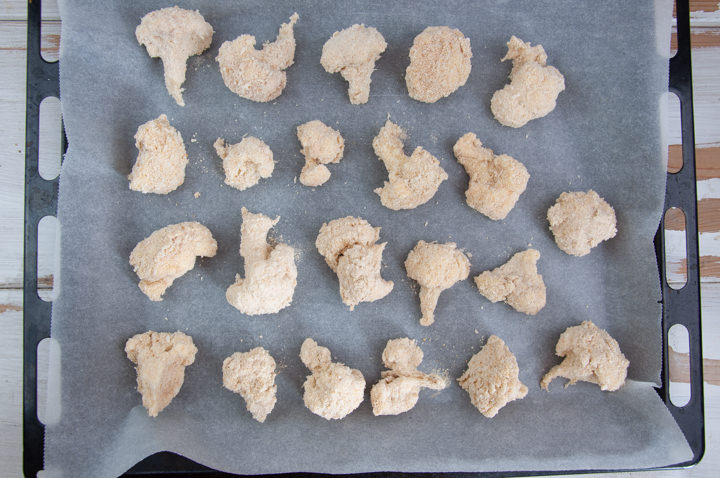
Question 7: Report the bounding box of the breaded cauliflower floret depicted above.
[541,321,629,392]
[222,347,277,423]
[316,217,393,310]
[370,338,446,416]
[405,26,472,103]
[213,137,274,191]
[453,132,530,220]
[547,190,617,257]
[300,338,365,420]
[320,24,387,105]
[136,7,214,106]
[125,331,197,417]
[474,249,546,315]
[405,241,470,326]
[129,114,188,194]
[216,13,298,102]
[458,335,527,418]
[129,222,217,301]
[373,120,448,210]
[297,120,345,187]
[491,36,565,128]
[226,208,297,315]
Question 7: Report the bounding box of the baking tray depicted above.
[22,0,704,476]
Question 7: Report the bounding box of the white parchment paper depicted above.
[45,1,692,476]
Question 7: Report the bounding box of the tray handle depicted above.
[23,0,64,476]
[654,0,706,467]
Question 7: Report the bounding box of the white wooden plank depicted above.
[0,290,24,478]
[0,21,61,290]
[0,0,59,21]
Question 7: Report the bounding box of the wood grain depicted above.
[668,145,720,181]
[664,198,720,232]
[669,345,720,386]
[674,255,720,278]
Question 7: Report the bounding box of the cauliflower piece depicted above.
[474,249,546,315]
[226,208,297,315]
[135,7,213,107]
[320,24,387,105]
[457,335,527,418]
[491,36,565,128]
[300,338,365,420]
[128,114,188,194]
[370,338,446,416]
[453,132,530,220]
[297,120,345,187]
[541,321,629,391]
[547,190,617,257]
[125,331,197,417]
[316,216,393,310]
[405,241,470,326]
[216,13,299,102]
[222,347,277,423]
[213,137,274,191]
[129,222,217,301]
[373,120,448,210]
[405,26,472,103]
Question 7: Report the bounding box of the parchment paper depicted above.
[45,1,692,476]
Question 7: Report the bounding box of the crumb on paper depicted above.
[491,36,565,128]
[547,190,617,256]
[214,136,274,191]
[457,335,527,418]
[300,338,365,420]
[135,6,213,106]
[222,347,277,422]
[541,321,629,392]
[370,338,447,416]
[405,26,472,103]
[125,330,197,417]
[194,191,201,198]
[405,241,470,326]
[315,216,393,310]
[373,120,448,210]
[320,24,387,104]
[297,120,345,187]
[474,249,546,315]
[226,208,297,315]
[453,132,529,220]
[216,13,299,102]
[129,115,188,195]
[129,222,217,301]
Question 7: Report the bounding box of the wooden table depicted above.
[0,1,717,476]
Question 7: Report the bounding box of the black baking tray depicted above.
[23,0,704,476]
